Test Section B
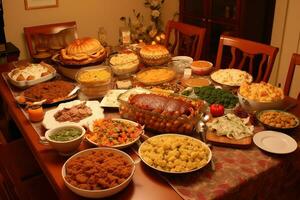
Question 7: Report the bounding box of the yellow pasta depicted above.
[239,82,284,102]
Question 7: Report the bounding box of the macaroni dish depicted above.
[239,82,284,102]
[77,68,111,83]
[139,134,210,173]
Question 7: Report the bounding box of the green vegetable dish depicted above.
[49,127,82,141]
[192,86,238,108]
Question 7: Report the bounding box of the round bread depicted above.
[66,37,103,56]
[59,37,106,65]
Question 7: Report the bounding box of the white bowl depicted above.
[62,147,135,198]
[238,92,284,113]
[86,118,144,149]
[45,123,85,156]
[172,56,193,66]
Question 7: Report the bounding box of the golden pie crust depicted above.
[136,67,176,85]
[140,44,170,66]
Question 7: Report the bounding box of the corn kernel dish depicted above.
[138,134,211,173]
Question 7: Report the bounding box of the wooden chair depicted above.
[164,20,206,60]
[215,35,279,82]
[283,53,300,100]
[24,21,78,60]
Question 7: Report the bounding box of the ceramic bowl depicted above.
[45,123,85,156]
[191,60,213,75]
[62,147,135,198]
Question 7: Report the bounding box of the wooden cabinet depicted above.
[179,0,276,62]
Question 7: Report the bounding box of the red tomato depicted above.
[210,104,224,117]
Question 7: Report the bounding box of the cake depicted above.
[139,44,170,66]
[60,37,106,65]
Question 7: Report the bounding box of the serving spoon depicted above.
[196,114,215,171]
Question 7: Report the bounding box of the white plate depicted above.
[253,131,298,154]
[42,100,104,129]
[100,89,127,108]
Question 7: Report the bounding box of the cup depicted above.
[168,60,190,80]
[27,105,44,122]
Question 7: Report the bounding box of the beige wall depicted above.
[3,0,178,59]
[270,0,300,98]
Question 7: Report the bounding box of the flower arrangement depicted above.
[120,0,166,44]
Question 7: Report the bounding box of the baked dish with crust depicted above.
[139,44,170,66]
[59,37,106,65]
[136,67,176,85]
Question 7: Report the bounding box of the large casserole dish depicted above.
[7,62,56,88]
[118,90,205,134]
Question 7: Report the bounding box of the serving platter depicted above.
[253,131,297,154]
[42,100,104,129]
[210,69,253,87]
[7,62,57,88]
[17,80,78,106]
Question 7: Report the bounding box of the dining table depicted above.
[0,60,300,200]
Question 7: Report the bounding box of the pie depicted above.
[136,67,176,85]
[139,44,170,66]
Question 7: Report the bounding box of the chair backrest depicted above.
[215,35,279,82]
[24,21,78,59]
[284,53,300,99]
[164,20,206,60]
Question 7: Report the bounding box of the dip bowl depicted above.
[45,123,86,156]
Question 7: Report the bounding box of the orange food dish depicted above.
[182,77,211,87]
[191,60,213,75]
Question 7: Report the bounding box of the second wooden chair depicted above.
[283,53,300,100]
[215,35,279,82]
[164,20,206,60]
[24,21,78,60]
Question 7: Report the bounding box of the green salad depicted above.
[183,86,238,108]
[49,127,82,141]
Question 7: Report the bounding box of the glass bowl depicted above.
[75,65,112,99]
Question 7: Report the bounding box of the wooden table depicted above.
[0,62,181,200]
[0,61,300,200]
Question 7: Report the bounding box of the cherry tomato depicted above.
[210,104,224,117]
